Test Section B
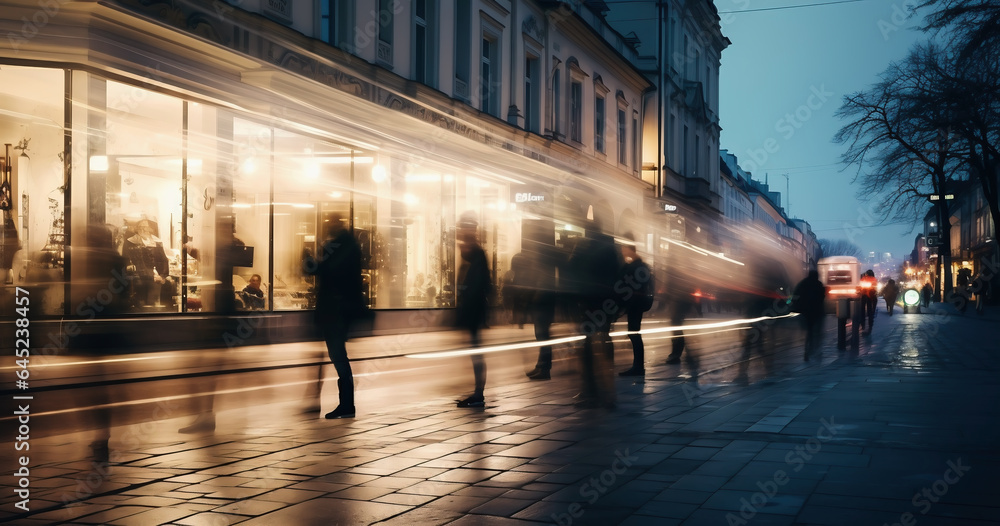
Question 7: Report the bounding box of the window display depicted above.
[2,66,64,315]
[0,66,521,321]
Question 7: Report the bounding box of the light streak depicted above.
[406,335,585,359]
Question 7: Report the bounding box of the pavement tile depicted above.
[499,488,554,501]
[238,497,410,525]
[491,439,573,458]
[209,499,289,516]
[370,506,462,525]
[467,496,534,516]
[374,492,439,506]
[173,511,249,525]
[253,487,325,504]
[430,468,503,484]
[397,480,469,496]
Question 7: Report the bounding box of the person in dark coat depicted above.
[456,211,492,408]
[303,214,364,419]
[524,242,558,381]
[566,222,620,409]
[792,269,826,361]
[881,278,899,316]
[921,282,933,307]
[618,233,652,376]
[79,225,130,461]
[859,269,878,334]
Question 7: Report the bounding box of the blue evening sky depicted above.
[717,0,926,263]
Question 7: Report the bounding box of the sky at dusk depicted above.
[716,0,929,262]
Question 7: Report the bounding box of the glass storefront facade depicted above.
[3,64,529,319]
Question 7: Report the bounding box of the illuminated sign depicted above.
[515,192,545,203]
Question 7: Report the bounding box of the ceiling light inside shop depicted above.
[371,165,387,183]
[305,162,321,179]
[242,158,256,175]
[403,193,418,205]
[89,155,108,172]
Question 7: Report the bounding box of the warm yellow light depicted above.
[89,155,108,172]
[372,165,387,183]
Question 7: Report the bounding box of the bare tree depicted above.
[918,0,1000,253]
[834,42,963,297]
[819,239,862,259]
[919,1,1000,61]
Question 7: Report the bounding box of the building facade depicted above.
[0,0,652,346]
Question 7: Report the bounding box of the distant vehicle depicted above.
[817,256,862,298]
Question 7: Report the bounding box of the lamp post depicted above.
[928,193,954,303]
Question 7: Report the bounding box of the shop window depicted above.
[230,117,273,311]
[2,66,64,315]
[270,131,358,311]
[93,80,185,314]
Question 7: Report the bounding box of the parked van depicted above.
[817,256,862,297]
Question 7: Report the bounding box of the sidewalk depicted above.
[4,310,1000,525]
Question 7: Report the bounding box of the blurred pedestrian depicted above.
[566,221,619,409]
[524,242,558,381]
[921,282,933,307]
[618,233,652,376]
[503,252,530,327]
[860,269,878,334]
[455,211,492,408]
[78,225,129,462]
[957,267,972,312]
[664,274,696,365]
[736,261,788,384]
[792,269,826,361]
[882,278,899,316]
[302,213,364,419]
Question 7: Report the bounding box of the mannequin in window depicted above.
[123,218,170,307]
